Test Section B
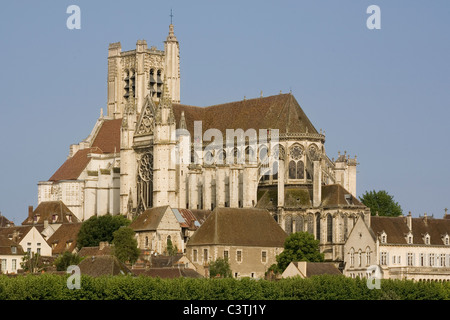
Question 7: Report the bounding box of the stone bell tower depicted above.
[106,24,181,119]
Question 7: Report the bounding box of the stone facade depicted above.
[37,23,364,268]
[344,213,450,281]
[186,208,286,279]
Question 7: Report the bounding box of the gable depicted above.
[135,95,156,136]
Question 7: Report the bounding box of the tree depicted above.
[54,251,82,271]
[76,214,130,249]
[209,257,232,278]
[359,190,402,217]
[20,252,46,273]
[166,237,178,256]
[275,232,324,272]
[112,226,140,264]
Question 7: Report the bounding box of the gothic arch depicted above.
[137,151,153,214]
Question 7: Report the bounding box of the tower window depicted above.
[149,69,156,97]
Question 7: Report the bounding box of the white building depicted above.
[344,212,450,281]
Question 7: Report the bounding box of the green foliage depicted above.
[112,227,140,264]
[0,274,447,300]
[359,190,403,217]
[165,237,178,256]
[20,252,46,273]
[275,232,324,272]
[209,258,232,278]
[76,214,130,249]
[54,252,82,271]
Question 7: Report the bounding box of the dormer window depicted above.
[424,234,430,245]
[68,215,72,222]
[443,234,449,246]
[11,246,17,254]
[52,214,57,223]
[406,232,413,244]
[380,232,387,244]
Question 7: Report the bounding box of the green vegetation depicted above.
[76,214,131,249]
[0,274,447,300]
[271,232,324,273]
[112,227,140,264]
[54,252,83,271]
[359,190,403,217]
[209,258,232,278]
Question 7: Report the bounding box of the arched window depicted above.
[288,145,305,180]
[327,214,333,243]
[294,215,304,233]
[156,70,163,98]
[145,236,149,248]
[284,215,292,235]
[149,69,156,97]
[307,214,314,235]
[245,146,255,163]
[316,214,321,241]
[350,248,355,267]
[365,247,371,266]
[297,161,305,179]
[289,161,297,179]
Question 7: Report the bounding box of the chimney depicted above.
[445,208,448,218]
[99,241,109,250]
[28,206,33,218]
[406,211,412,230]
[44,219,49,229]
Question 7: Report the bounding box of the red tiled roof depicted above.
[91,119,122,153]
[187,207,287,247]
[21,201,79,225]
[49,118,121,182]
[172,93,318,137]
[47,223,82,255]
[49,147,102,181]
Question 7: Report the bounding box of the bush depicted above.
[0,274,447,300]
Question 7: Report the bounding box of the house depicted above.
[0,225,51,257]
[78,255,132,277]
[186,207,287,279]
[78,241,112,257]
[344,212,450,281]
[46,222,83,256]
[281,261,342,278]
[22,201,80,226]
[130,205,203,255]
[0,235,24,274]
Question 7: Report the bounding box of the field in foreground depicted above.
[0,274,448,300]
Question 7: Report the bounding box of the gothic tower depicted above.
[152,84,178,208]
[106,24,181,118]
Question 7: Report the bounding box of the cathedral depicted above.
[37,24,368,266]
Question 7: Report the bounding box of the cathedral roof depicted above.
[186,207,287,247]
[172,93,319,136]
[49,118,121,182]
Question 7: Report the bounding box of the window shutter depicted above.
[386,252,389,266]
[413,253,416,266]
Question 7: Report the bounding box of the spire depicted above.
[167,22,177,42]
[179,111,187,130]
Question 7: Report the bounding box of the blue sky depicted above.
[0,1,449,223]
